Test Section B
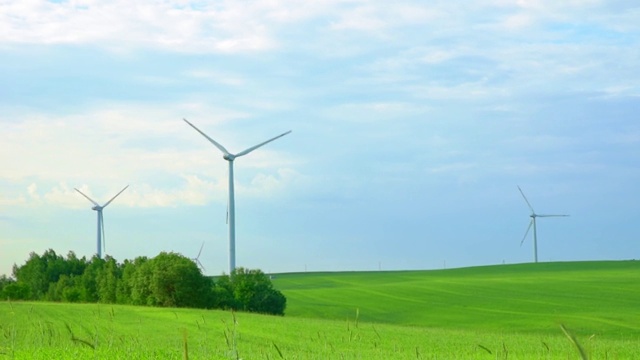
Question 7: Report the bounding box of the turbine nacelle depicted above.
[75,185,129,259]
[223,154,236,161]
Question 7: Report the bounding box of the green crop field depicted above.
[1,261,639,359]
[273,261,640,336]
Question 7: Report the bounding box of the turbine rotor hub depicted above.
[224,154,235,161]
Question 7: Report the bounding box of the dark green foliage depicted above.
[12,252,47,300]
[211,274,235,309]
[0,274,13,294]
[0,274,28,300]
[214,268,286,315]
[4,250,285,316]
[13,250,87,300]
[80,256,106,302]
[97,257,120,303]
[119,256,147,304]
[2,281,30,300]
[132,252,213,308]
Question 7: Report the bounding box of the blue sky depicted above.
[1,1,639,276]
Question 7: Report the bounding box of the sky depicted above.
[1,0,639,276]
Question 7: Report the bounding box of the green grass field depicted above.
[1,261,639,359]
[273,261,640,337]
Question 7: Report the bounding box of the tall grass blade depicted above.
[372,325,381,340]
[355,308,359,328]
[542,341,550,352]
[273,341,285,359]
[182,329,189,360]
[64,322,95,349]
[560,324,589,360]
[477,344,492,354]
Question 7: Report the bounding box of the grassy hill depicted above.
[273,261,640,337]
[1,260,639,358]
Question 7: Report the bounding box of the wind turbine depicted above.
[192,242,206,272]
[75,185,129,259]
[517,186,569,263]
[183,118,291,274]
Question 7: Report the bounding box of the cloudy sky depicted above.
[1,0,639,276]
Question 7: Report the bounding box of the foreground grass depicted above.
[274,261,640,338]
[1,261,639,358]
[2,301,638,359]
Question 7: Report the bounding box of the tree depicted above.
[47,274,82,302]
[117,257,147,304]
[2,282,29,300]
[130,257,153,306]
[78,256,105,302]
[0,275,16,299]
[97,256,120,303]
[146,252,213,308]
[12,249,87,301]
[211,273,236,309]
[215,268,286,315]
[3,250,285,315]
[128,252,213,308]
[13,252,47,300]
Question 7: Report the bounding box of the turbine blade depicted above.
[197,259,205,272]
[197,242,204,258]
[183,118,230,155]
[235,130,292,157]
[103,185,129,208]
[75,188,99,207]
[520,220,533,246]
[517,185,535,214]
[536,214,570,217]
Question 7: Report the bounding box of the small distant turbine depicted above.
[75,185,129,259]
[192,242,206,272]
[517,186,569,263]
[183,118,291,274]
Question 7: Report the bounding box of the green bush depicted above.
[214,268,286,315]
[5,250,286,316]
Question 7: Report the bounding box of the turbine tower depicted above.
[75,185,129,259]
[183,118,291,274]
[517,186,569,263]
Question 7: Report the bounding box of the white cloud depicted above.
[27,183,39,201]
[0,0,277,53]
[2,175,221,209]
[0,102,298,208]
[244,167,307,198]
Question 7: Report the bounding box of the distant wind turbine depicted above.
[517,186,569,263]
[192,242,206,272]
[183,118,291,274]
[75,185,129,259]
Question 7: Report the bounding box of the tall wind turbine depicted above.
[517,186,569,263]
[183,118,291,274]
[75,185,129,259]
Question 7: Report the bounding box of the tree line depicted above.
[0,249,286,315]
